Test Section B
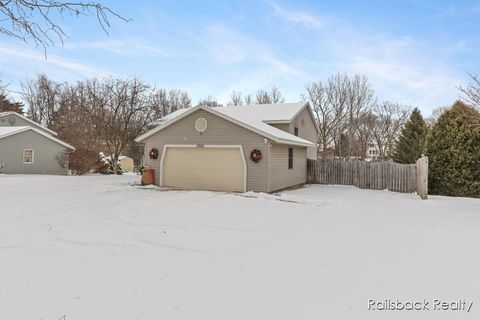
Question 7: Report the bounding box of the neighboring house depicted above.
[365,141,390,161]
[0,112,75,174]
[136,102,319,192]
[0,112,57,136]
[101,154,135,172]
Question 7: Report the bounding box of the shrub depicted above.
[425,101,480,197]
[67,148,104,175]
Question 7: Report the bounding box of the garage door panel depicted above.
[162,147,245,192]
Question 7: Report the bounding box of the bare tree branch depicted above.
[0,0,128,54]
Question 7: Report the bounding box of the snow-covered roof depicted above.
[136,103,315,147]
[0,112,58,136]
[0,126,75,150]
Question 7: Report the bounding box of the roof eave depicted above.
[135,104,315,147]
[0,126,75,150]
[135,105,203,142]
[0,112,58,136]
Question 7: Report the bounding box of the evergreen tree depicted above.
[0,93,24,114]
[392,107,428,164]
[425,101,480,198]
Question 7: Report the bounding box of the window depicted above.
[288,148,293,169]
[294,127,299,136]
[23,149,34,163]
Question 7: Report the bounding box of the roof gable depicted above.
[0,112,57,136]
[0,126,75,150]
[136,104,314,147]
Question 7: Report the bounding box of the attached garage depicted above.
[161,145,246,192]
[136,103,318,193]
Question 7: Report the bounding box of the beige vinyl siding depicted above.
[289,108,318,159]
[0,130,68,174]
[120,157,134,172]
[268,143,307,192]
[267,108,318,160]
[269,123,290,132]
[143,109,269,192]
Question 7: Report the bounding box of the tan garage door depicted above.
[162,146,245,192]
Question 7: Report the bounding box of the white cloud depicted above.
[64,39,170,57]
[194,25,310,104]
[267,0,325,29]
[331,36,463,111]
[0,44,114,80]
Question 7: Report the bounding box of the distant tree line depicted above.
[1,72,479,197]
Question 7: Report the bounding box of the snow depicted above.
[220,102,306,122]
[0,126,75,149]
[0,175,479,320]
[0,111,58,136]
[213,104,313,146]
[0,126,31,138]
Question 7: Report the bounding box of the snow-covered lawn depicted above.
[1,175,479,320]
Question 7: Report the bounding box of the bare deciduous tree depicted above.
[270,86,285,103]
[22,74,63,127]
[150,88,191,120]
[304,75,349,159]
[356,111,376,160]
[244,94,253,106]
[228,90,243,106]
[427,105,450,125]
[459,73,480,111]
[255,86,285,104]
[198,95,221,107]
[459,73,480,125]
[344,74,376,158]
[0,1,127,51]
[370,102,410,159]
[82,77,154,174]
[255,89,271,104]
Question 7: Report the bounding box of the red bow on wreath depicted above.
[250,149,262,162]
[149,148,159,159]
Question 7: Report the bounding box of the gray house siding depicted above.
[268,144,307,192]
[0,130,68,174]
[0,114,54,136]
[143,109,270,192]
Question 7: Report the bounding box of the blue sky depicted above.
[1,0,480,114]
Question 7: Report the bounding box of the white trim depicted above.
[0,112,57,136]
[160,144,247,192]
[264,102,320,134]
[135,105,313,147]
[23,149,34,164]
[263,120,290,124]
[0,126,75,150]
[135,105,203,142]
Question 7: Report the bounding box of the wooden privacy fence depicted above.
[307,157,428,198]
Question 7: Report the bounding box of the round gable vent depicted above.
[195,117,208,133]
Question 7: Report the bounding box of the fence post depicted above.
[416,156,428,200]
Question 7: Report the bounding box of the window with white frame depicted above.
[23,149,34,163]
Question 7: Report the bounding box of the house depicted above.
[101,154,135,172]
[0,112,57,136]
[135,102,319,192]
[0,112,75,175]
[365,141,390,161]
